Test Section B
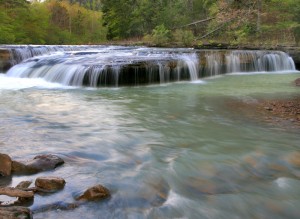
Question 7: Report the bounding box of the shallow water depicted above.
[0,72,300,218]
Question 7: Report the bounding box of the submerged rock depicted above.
[12,154,64,175]
[285,151,300,168]
[0,206,32,219]
[295,78,300,86]
[32,201,79,214]
[0,153,12,176]
[35,177,66,192]
[75,184,110,201]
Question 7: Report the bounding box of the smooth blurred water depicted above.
[0,72,300,219]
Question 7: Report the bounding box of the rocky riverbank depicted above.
[226,78,300,129]
[0,153,110,219]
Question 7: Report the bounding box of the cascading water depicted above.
[205,51,223,76]
[225,50,296,73]
[1,45,297,87]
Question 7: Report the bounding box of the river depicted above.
[0,46,300,218]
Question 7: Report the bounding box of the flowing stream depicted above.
[0,46,300,219]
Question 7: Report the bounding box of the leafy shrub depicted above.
[151,24,170,45]
[173,29,194,46]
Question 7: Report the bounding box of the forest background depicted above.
[0,0,299,47]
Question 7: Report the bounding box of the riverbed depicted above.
[0,72,300,218]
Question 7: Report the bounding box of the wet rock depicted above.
[35,177,66,192]
[0,187,34,198]
[11,161,37,175]
[15,181,32,190]
[0,206,32,219]
[75,184,110,201]
[26,154,64,172]
[0,175,12,187]
[295,78,300,86]
[12,154,64,175]
[0,153,12,176]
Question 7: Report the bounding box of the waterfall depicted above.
[5,46,200,87]
[225,50,296,73]
[179,54,199,81]
[205,51,222,76]
[2,45,297,87]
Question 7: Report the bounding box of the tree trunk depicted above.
[257,0,262,33]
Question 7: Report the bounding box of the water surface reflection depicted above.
[0,73,300,218]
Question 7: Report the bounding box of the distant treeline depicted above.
[0,0,107,44]
[0,0,299,45]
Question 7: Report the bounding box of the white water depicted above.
[0,73,66,90]
[1,45,297,87]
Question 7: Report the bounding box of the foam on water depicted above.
[0,73,67,90]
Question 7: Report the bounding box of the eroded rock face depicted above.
[12,154,64,175]
[0,153,12,176]
[35,177,66,192]
[0,49,12,72]
[76,184,110,201]
[0,206,32,219]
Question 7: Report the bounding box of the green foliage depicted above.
[0,0,107,44]
[173,29,194,46]
[0,0,299,45]
[151,25,170,46]
[0,11,15,43]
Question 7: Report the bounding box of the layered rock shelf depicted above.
[0,45,297,87]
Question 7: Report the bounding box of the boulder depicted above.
[35,177,66,192]
[0,206,32,219]
[75,184,110,201]
[12,154,64,175]
[0,153,12,176]
[26,154,64,171]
